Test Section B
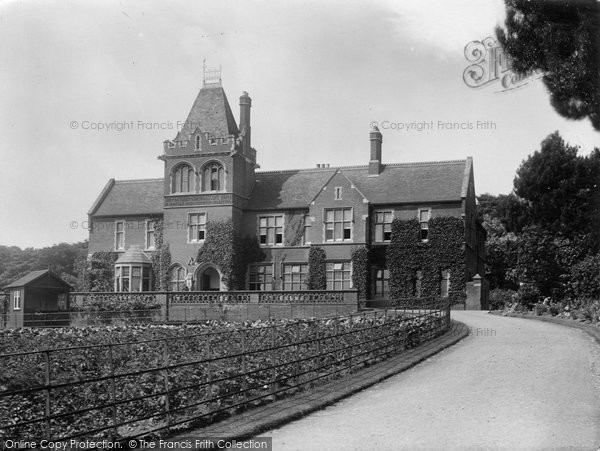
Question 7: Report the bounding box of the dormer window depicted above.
[171,164,195,194]
[202,162,225,191]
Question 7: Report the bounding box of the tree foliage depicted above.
[0,241,88,290]
[351,246,370,300]
[482,131,600,303]
[497,0,600,129]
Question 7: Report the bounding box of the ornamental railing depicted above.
[0,299,451,443]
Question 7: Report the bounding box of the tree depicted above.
[513,132,600,249]
[482,215,518,290]
[478,193,531,234]
[496,0,600,130]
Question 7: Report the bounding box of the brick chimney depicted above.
[369,126,382,176]
[239,91,251,153]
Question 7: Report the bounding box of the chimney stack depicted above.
[369,126,382,176]
[239,91,252,153]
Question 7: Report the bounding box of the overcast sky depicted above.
[0,0,597,249]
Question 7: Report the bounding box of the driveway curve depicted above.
[265,311,600,450]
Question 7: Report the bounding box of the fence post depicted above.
[241,329,247,405]
[44,351,51,440]
[108,344,118,439]
[161,340,171,430]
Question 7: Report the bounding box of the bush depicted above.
[514,283,541,308]
[489,288,516,310]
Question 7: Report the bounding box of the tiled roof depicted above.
[89,179,164,216]
[89,160,471,215]
[248,159,470,209]
[343,159,469,204]
[176,85,239,141]
[115,245,152,265]
[246,169,336,210]
[4,270,72,289]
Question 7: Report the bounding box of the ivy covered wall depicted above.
[386,217,466,304]
[197,219,264,290]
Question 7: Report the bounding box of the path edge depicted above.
[171,320,469,442]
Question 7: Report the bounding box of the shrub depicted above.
[489,288,516,310]
[308,246,326,290]
[514,283,541,308]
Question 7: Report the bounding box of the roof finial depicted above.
[203,61,222,86]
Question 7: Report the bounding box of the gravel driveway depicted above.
[265,311,600,450]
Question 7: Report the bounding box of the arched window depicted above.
[171,164,195,194]
[202,162,225,191]
[170,265,186,291]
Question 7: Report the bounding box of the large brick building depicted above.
[87,74,486,302]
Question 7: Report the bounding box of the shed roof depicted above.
[4,270,73,290]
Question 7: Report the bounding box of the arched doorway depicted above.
[194,264,222,291]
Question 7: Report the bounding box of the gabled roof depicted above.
[342,159,469,204]
[89,179,164,217]
[176,84,239,141]
[246,169,337,210]
[4,270,72,289]
[248,159,471,209]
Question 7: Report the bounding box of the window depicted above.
[374,211,393,242]
[195,134,201,150]
[334,187,342,200]
[413,270,423,297]
[249,264,274,291]
[170,265,186,291]
[146,220,156,250]
[326,262,352,290]
[302,215,311,245]
[259,215,284,246]
[324,208,352,242]
[441,270,451,298]
[203,162,225,191]
[282,264,308,290]
[419,209,430,241]
[115,265,152,292]
[115,221,125,251]
[188,213,207,242]
[13,291,21,310]
[172,164,195,193]
[373,268,390,299]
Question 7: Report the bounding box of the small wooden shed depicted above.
[4,270,72,328]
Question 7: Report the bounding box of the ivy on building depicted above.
[84,251,119,292]
[196,219,264,290]
[386,217,466,304]
[351,246,370,300]
[150,219,171,291]
[308,245,326,290]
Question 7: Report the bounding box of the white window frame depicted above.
[323,208,353,242]
[13,291,21,310]
[248,263,275,291]
[258,214,284,247]
[115,220,125,251]
[418,208,431,242]
[282,262,309,291]
[325,261,353,290]
[374,210,394,243]
[188,212,207,243]
[169,265,187,291]
[334,186,342,200]
[302,214,312,245]
[145,220,156,250]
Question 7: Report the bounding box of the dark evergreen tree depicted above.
[496,0,600,129]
